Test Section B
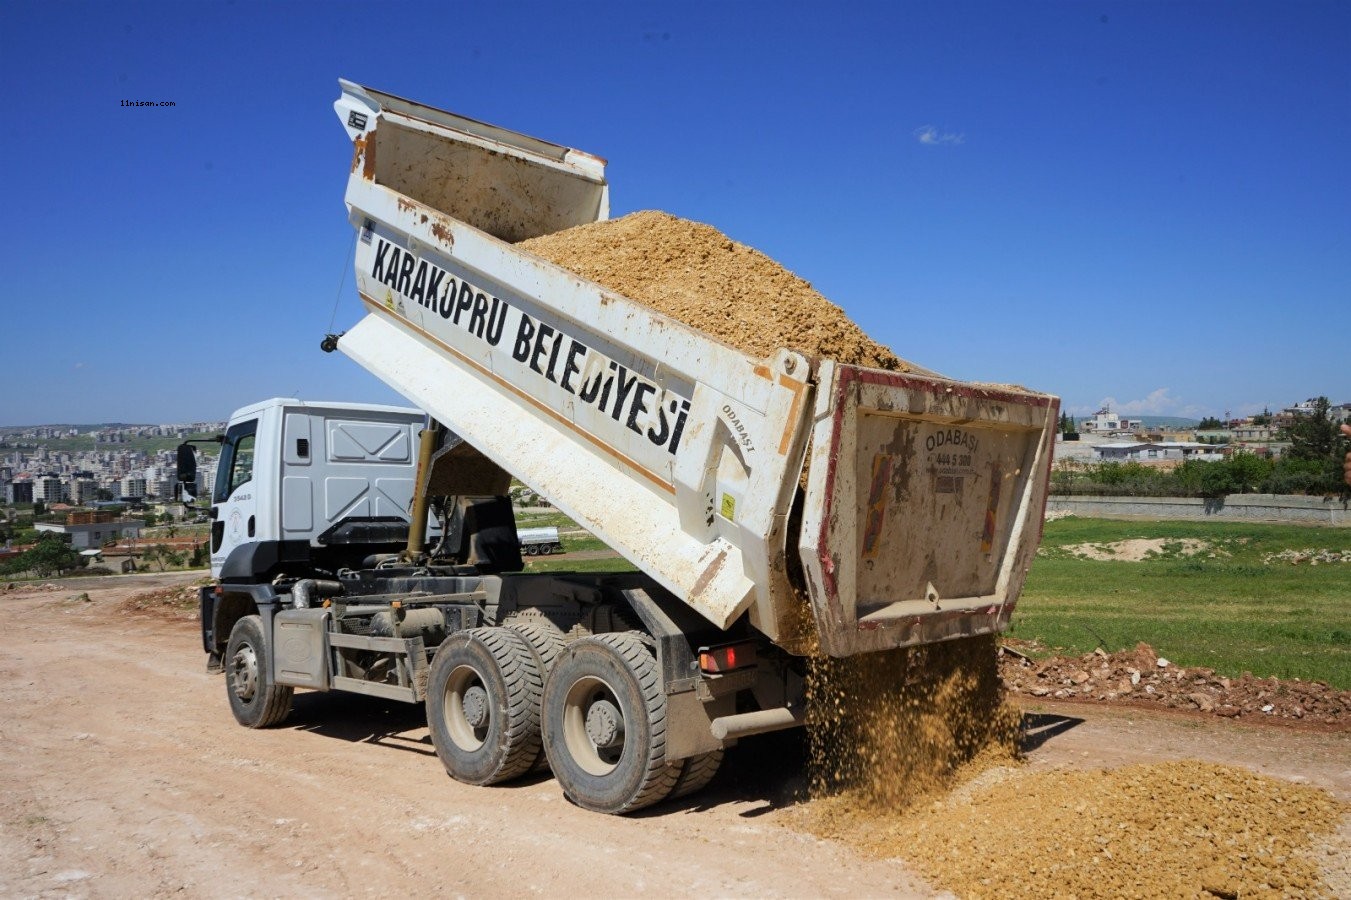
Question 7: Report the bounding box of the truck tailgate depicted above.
[798,362,1058,657]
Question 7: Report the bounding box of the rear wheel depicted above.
[506,619,568,773]
[542,632,678,814]
[669,750,724,800]
[225,615,293,728]
[426,627,542,785]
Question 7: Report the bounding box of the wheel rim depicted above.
[231,643,259,702]
[443,664,490,751]
[562,675,625,776]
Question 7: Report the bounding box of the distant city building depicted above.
[1081,407,1143,434]
[119,475,146,500]
[34,518,144,550]
[1232,424,1278,442]
[32,474,65,504]
[147,477,175,499]
[1092,442,1222,462]
[1146,428,1197,443]
[1283,398,1322,417]
[69,477,102,506]
[5,480,34,504]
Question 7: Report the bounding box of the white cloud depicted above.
[914,125,964,146]
[1095,388,1206,419]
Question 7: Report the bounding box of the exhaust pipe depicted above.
[710,707,805,742]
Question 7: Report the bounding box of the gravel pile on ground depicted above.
[813,759,1345,900]
[119,583,204,618]
[1001,641,1350,727]
[519,211,907,370]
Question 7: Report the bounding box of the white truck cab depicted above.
[206,398,434,582]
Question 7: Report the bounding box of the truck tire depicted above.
[506,619,568,773]
[224,615,293,728]
[542,632,678,814]
[669,750,724,801]
[506,620,566,680]
[426,627,542,786]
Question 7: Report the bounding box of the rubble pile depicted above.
[1001,641,1350,727]
[1263,548,1351,565]
[119,583,204,618]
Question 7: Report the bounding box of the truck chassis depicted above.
[202,567,803,814]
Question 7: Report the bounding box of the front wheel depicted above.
[224,615,293,728]
[542,632,678,814]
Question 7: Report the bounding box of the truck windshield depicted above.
[214,419,258,503]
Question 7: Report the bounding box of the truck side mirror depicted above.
[176,442,200,504]
[176,434,224,509]
[177,442,197,484]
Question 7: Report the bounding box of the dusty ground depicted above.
[2,573,1348,898]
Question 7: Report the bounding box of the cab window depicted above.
[215,419,259,503]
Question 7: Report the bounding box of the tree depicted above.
[1252,407,1272,426]
[145,543,171,572]
[1197,416,1224,430]
[1199,463,1237,497]
[1285,396,1338,461]
[1226,452,1273,493]
[9,534,81,577]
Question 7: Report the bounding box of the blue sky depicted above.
[3,0,1347,425]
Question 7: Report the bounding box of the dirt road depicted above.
[2,574,1347,898]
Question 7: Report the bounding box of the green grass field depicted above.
[1014,518,1351,689]
[522,511,1351,688]
[513,509,585,529]
[524,555,636,574]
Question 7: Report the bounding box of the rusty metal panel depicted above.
[799,363,1058,657]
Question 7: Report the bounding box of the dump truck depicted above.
[516,526,563,556]
[185,79,1059,814]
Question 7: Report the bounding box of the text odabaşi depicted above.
[371,238,691,456]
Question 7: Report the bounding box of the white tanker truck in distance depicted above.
[183,79,1059,814]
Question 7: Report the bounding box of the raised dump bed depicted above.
[331,80,1059,657]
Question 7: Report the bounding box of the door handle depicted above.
[247,516,255,538]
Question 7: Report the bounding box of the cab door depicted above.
[210,418,259,578]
